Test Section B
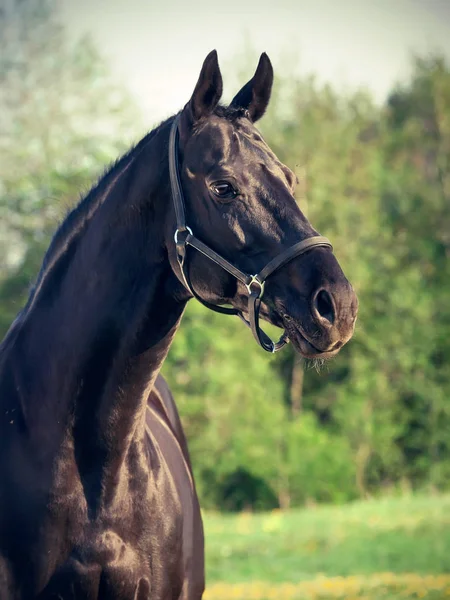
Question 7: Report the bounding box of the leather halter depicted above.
[168,115,333,353]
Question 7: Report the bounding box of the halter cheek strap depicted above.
[168,115,333,353]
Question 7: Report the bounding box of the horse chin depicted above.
[281,317,340,360]
[233,301,340,360]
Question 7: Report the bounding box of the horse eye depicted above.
[211,181,237,199]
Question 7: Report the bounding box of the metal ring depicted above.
[174,226,193,244]
[245,275,265,298]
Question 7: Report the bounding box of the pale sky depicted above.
[60,0,450,125]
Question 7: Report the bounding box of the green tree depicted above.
[378,55,450,489]
[0,0,140,333]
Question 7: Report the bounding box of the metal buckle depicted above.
[174,226,193,244]
[245,275,265,299]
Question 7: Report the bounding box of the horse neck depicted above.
[1,118,186,465]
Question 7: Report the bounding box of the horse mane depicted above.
[214,105,248,121]
[22,116,175,316]
[26,105,244,310]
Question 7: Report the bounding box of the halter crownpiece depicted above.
[168,115,333,353]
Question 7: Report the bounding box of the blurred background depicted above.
[1,0,450,598]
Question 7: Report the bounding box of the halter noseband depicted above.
[168,115,333,353]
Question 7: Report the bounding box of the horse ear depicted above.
[185,50,223,124]
[230,53,273,122]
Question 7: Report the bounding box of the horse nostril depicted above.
[313,289,335,325]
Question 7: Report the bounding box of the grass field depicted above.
[202,493,450,599]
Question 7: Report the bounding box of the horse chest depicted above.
[39,451,187,599]
[0,442,187,599]
[39,524,185,600]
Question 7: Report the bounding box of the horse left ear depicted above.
[184,50,223,125]
[230,53,273,122]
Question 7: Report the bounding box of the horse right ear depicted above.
[182,50,223,128]
[230,53,273,122]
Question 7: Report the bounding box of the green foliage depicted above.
[163,301,287,509]
[283,414,356,505]
[0,0,141,332]
[1,3,449,511]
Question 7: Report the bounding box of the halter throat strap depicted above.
[168,114,333,353]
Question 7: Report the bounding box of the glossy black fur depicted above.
[0,51,357,599]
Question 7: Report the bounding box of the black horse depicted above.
[0,52,358,599]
